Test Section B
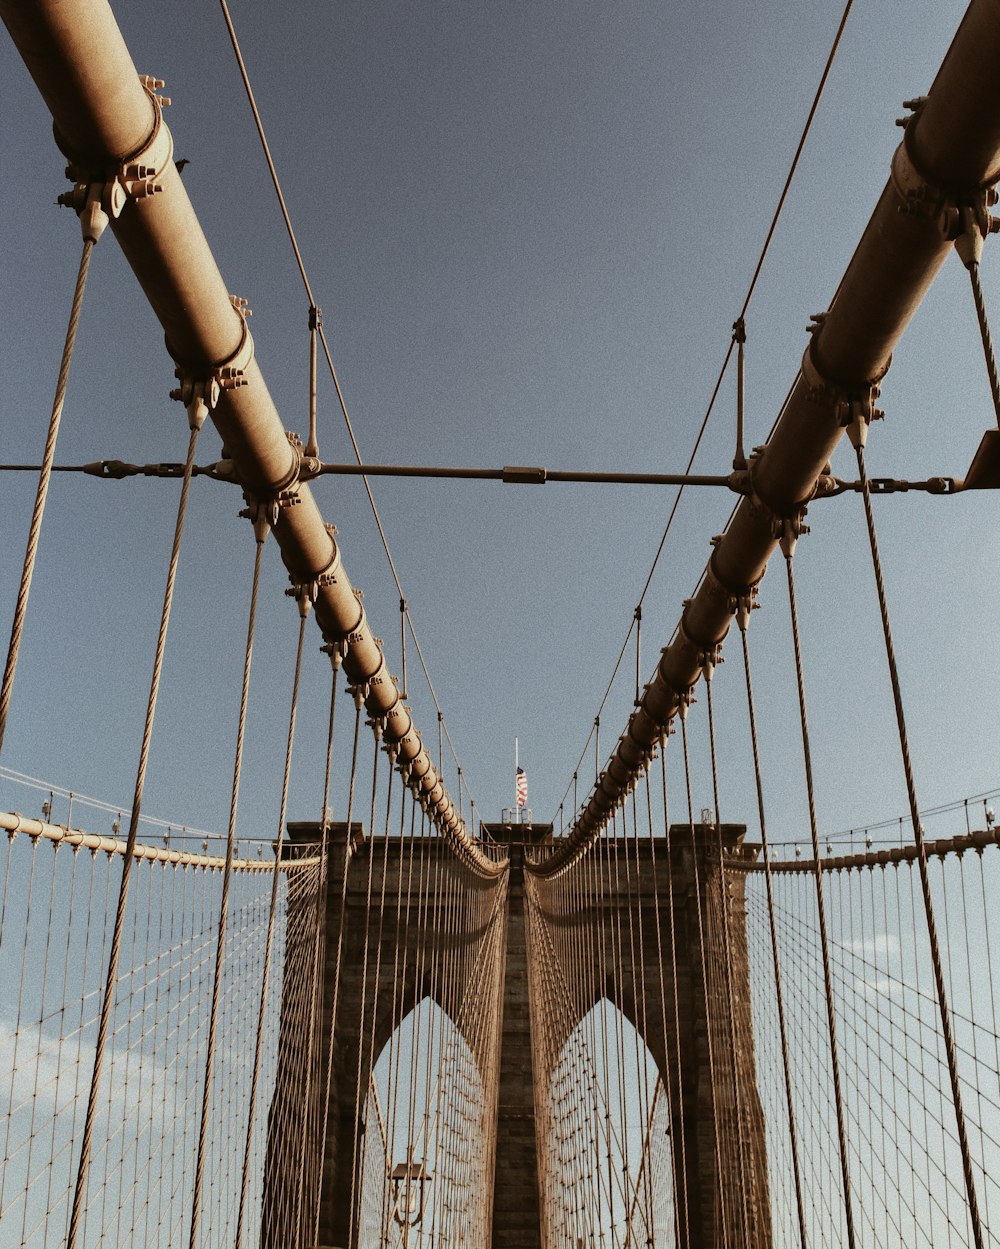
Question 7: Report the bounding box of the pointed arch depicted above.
[539,998,676,1247]
[355,996,494,1248]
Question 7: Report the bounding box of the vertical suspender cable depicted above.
[634,607,642,707]
[296,659,342,1239]
[737,612,808,1249]
[853,436,985,1249]
[733,318,747,471]
[188,529,266,1249]
[0,224,104,754]
[356,751,395,1240]
[783,550,857,1249]
[66,416,203,1249]
[310,693,363,1249]
[660,744,690,1249]
[306,305,321,458]
[234,604,310,1249]
[346,733,383,1248]
[309,655,340,1244]
[626,783,656,1234]
[703,672,753,1247]
[399,599,408,700]
[679,713,728,1249]
[647,752,688,1249]
[379,774,412,1244]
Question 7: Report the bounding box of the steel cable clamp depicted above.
[892,96,1000,261]
[58,75,173,241]
[169,297,254,429]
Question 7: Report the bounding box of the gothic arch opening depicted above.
[356,996,494,1247]
[539,998,675,1248]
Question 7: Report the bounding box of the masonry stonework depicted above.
[264,820,770,1248]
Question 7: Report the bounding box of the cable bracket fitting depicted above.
[699,644,724,681]
[238,495,278,544]
[169,302,254,429]
[890,104,1000,265]
[348,681,370,710]
[800,341,886,455]
[733,585,760,633]
[57,76,173,242]
[775,510,809,560]
[285,540,342,613]
[705,545,762,609]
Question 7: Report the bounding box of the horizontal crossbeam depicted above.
[0,459,976,495]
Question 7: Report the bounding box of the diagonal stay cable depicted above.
[552,357,738,823]
[735,0,856,323]
[552,0,856,824]
[0,226,104,754]
[216,0,477,817]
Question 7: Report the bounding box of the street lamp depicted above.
[389,1147,432,1245]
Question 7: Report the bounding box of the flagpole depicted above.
[515,736,520,825]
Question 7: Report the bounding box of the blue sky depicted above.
[1,0,997,849]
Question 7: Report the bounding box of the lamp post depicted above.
[389,1147,432,1247]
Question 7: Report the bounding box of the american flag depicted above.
[515,766,528,808]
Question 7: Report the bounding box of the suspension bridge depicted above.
[2,0,1000,1245]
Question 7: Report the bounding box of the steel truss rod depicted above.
[312,463,736,487]
[537,0,1000,875]
[0,460,744,486]
[0,0,496,873]
[0,459,977,496]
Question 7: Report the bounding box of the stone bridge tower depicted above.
[263,820,771,1248]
